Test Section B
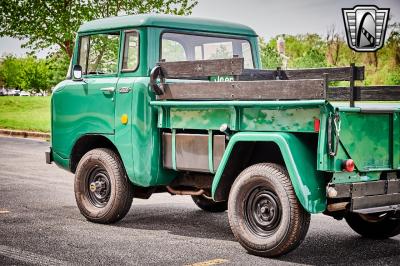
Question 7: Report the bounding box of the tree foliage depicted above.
[259,38,282,69]
[0,54,69,93]
[260,24,400,85]
[0,0,198,58]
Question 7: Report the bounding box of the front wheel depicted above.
[228,163,310,257]
[345,212,400,239]
[74,148,134,224]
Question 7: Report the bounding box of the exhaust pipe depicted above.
[166,186,205,196]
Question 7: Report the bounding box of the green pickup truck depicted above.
[47,14,400,257]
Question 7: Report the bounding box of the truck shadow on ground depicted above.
[116,205,400,264]
[117,204,236,241]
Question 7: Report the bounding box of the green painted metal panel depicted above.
[169,108,232,130]
[114,76,134,180]
[172,129,177,171]
[208,130,214,173]
[78,14,257,37]
[158,104,322,133]
[317,103,400,172]
[51,76,117,159]
[53,151,70,171]
[128,79,176,187]
[211,132,326,214]
[151,100,327,108]
[241,107,320,132]
[331,172,380,184]
[316,104,333,171]
[393,113,400,169]
[339,111,391,171]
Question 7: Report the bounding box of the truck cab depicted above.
[51,14,259,184]
[48,14,400,257]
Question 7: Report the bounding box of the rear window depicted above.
[161,32,254,69]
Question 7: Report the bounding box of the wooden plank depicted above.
[158,58,244,78]
[328,86,400,101]
[358,86,400,101]
[327,87,349,100]
[239,69,276,81]
[283,66,364,81]
[158,79,325,100]
[157,59,363,81]
[239,66,364,81]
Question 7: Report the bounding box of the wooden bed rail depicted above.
[151,58,400,102]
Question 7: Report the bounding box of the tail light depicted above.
[314,118,320,132]
[342,159,355,172]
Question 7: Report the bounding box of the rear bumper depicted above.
[45,148,53,164]
[328,180,400,214]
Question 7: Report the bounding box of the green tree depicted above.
[20,57,51,94]
[259,38,282,69]
[0,0,198,59]
[293,48,327,68]
[47,52,71,87]
[0,56,24,89]
[0,55,57,93]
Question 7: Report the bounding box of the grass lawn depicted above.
[0,96,51,132]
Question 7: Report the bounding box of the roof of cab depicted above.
[78,14,258,37]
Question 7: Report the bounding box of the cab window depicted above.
[161,39,186,62]
[122,31,139,71]
[161,32,254,69]
[78,32,120,75]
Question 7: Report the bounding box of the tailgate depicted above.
[337,104,400,172]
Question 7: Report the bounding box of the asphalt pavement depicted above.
[0,136,399,265]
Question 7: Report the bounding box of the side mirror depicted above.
[72,65,83,81]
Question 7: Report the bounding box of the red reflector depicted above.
[314,119,320,132]
[343,159,355,172]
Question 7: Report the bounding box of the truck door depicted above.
[77,32,121,134]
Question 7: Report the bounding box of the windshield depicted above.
[161,32,254,69]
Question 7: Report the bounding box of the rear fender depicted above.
[211,132,326,213]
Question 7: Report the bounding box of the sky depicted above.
[0,0,399,58]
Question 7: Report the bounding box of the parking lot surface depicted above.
[0,137,399,265]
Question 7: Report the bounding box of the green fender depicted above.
[211,132,326,213]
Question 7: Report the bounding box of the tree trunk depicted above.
[63,40,73,59]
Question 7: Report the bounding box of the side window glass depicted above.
[77,32,120,75]
[242,42,253,69]
[161,39,186,62]
[122,31,139,71]
[87,33,119,75]
[79,36,89,74]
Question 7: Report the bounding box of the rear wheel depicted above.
[228,163,310,257]
[345,212,400,239]
[74,148,134,224]
[192,195,227,212]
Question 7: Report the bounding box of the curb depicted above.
[0,129,50,140]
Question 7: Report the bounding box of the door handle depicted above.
[100,87,115,93]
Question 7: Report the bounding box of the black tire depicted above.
[74,148,134,224]
[345,212,400,239]
[228,163,310,257]
[192,195,227,212]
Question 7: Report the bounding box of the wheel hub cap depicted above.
[86,166,111,208]
[245,187,282,237]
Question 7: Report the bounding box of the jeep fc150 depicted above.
[47,14,400,257]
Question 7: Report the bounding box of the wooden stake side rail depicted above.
[241,66,365,81]
[158,58,244,78]
[328,86,400,101]
[154,59,400,102]
[158,79,325,100]
[157,58,365,81]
